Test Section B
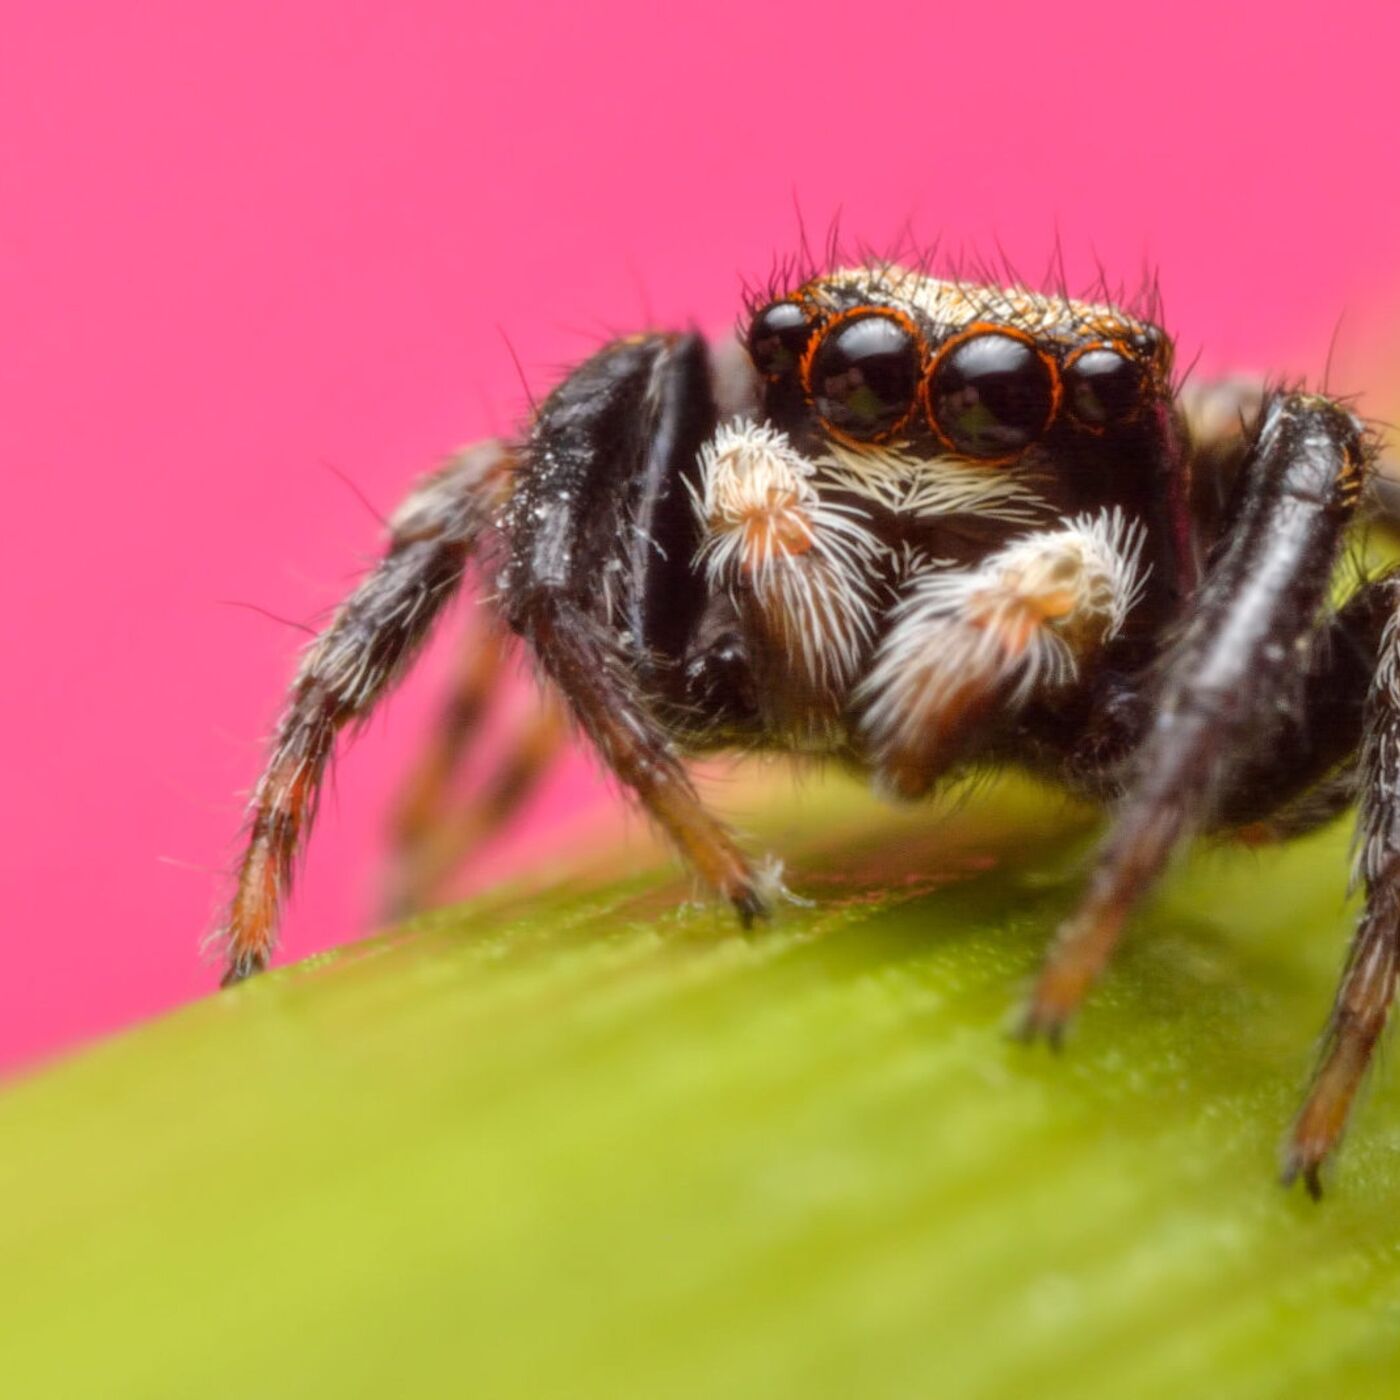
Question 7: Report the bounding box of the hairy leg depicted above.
[380,611,566,919]
[521,598,766,917]
[385,614,511,876]
[1020,393,1371,1040]
[215,442,511,984]
[1210,575,1395,841]
[504,333,770,920]
[1017,567,1396,1191]
[382,679,565,919]
[1285,578,1400,1195]
[1181,371,1400,531]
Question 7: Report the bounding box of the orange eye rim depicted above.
[1061,339,1150,433]
[920,322,1063,466]
[800,305,926,448]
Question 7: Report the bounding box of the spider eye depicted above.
[925,332,1056,458]
[747,300,812,379]
[806,311,921,441]
[1065,347,1145,427]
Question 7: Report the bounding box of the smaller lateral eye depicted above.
[925,331,1057,459]
[804,310,922,441]
[1065,347,1146,427]
[747,300,812,379]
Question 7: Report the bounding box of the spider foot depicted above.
[1012,934,1106,1049]
[1278,1046,1367,1202]
[1279,1139,1327,1202]
[219,951,267,989]
[731,884,772,932]
[1008,993,1073,1051]
[726,852,795,932]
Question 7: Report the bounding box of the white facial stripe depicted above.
[816,439,1052,524]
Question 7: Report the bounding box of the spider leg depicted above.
[1023,565,1397,1191]
[519,601,765,917]
[1177,375,1269,543]
[1019,393,1371,1041]
[1209,576,1393,842]
[1023,569,1388,826]
[1181,371,1400,533]
[215,441,512,985]
[1283,576,1400,1195]
[381,676,566,920]
[1286,917,1398,1200]
[385,612,511,873]
[504,334,770,922]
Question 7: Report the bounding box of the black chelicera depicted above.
[216,261,1394,1197]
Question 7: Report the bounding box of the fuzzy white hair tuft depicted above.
[816,440,1051,525]
[693,419,886,698]
[859,508,1149,753]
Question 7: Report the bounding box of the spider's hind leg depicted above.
[381,615,567,920]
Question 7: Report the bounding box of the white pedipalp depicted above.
[693,418,885,700]
[859,507,1151,756]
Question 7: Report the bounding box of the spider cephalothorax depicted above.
[215,261,1390,1197]
[697,268,1185,767]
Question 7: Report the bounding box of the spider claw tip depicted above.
[1280,1143,1327,1202]
[1008,997,1073,1051]
[219,956,265,990]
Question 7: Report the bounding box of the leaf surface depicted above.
[4,776,1399,1398]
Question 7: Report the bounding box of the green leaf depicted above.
[4,774,1400,1398]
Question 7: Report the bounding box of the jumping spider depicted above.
[216,259,1396,1198]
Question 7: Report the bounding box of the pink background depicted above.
[4,2,1400,1072]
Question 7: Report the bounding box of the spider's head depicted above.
[743,268,1174,466]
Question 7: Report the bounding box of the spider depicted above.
[214,257,1398,1199]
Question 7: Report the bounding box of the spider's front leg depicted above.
[503,334,771,923]
[1019,392,1371,1043]
[216,441,512,985]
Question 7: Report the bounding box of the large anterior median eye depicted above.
[804,310,922,441]
[747,300,812,379]
[925,331,1058,458]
